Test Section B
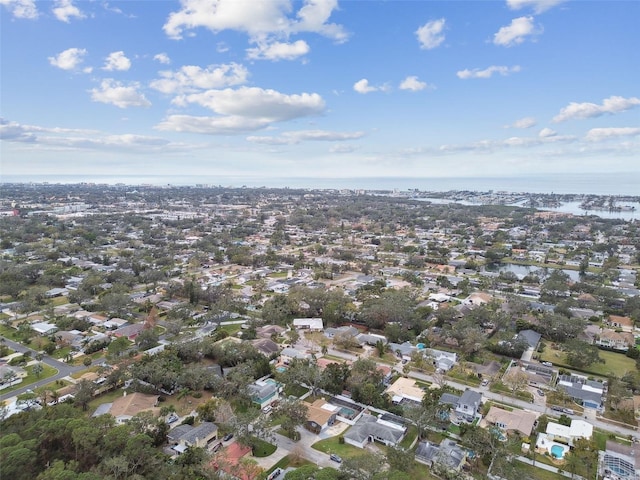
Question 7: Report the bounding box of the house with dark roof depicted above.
[599,440,640,480]
[168,422,218,450]
[517,329,542,349]
[557,374,604,410]
[251,338,280,357]
[415,438,467,471]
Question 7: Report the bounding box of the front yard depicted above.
[540,344,636,378]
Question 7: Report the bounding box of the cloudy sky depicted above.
[1,0,639,182]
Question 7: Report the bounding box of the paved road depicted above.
[0,336,83,402]
[403,366,639,439]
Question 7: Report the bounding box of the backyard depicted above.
[540,344,636,378]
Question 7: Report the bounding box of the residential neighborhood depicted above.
[1,183,639,480]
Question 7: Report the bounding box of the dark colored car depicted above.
[223,433,233,441]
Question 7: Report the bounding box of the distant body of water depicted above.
[1,172,639,196]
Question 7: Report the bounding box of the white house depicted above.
[293,318,324,331]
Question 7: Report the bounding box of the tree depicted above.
[340,451,385,480]
[73,380,96,411]
[275,398,308,440]
[135,328,159,351]
[565,339,602,368]
[32,362,44,378]
[502,366,530,396]
[386,445,414,472]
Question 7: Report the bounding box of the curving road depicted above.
[0,336,84,402]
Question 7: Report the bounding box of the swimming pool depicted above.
[551,444,567,459]
[416,343,425,349]
[339,407,357,418]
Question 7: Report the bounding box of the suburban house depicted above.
[168,422,218,452]
[522,362,555,387]
[251,338,281,357]
[484,406,537,437]
[607,315,634,333]
[344,413,407,449]
[424,348,457,371]
[557,374,605,410]
[596,329,636,351]
[304,399,338,434]
[388,341,417,361]
[415,438,467,472]
[324,325,359,339]
[247,378,281,408]
[544,419,593,446]
[257,324,285,339]
[0,364,27,389]
[455,389,482,423]
[599,440,640,480]
[464,292,494,307]
[385,377,425,405]
[517,329,542,350]
[101,392,159,424]
[279,347,310,364]
[31,321,58,336]
[111,323,146,341]
[355,332,388,346]
[292,318,324,331]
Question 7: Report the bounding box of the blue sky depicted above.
[1,0,639,182]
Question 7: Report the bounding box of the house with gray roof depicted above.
[455,389,482,422]
[168,422,218,449]
[343,414,406,449]
[248,378,281,408]
[517,329,542,349]
[416,438,467,472]
[557,374,604,410]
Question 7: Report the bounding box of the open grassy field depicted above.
[1,363,58,394]
[540,344,636,378]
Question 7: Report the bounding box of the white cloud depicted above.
[247,129,365,145]
[538,127,557,137]
[0,118,176,152]
[52,0,85,22]
[506,117,536,128]
[493,16,539,47]
[154,53,171,64]
[329,144,356,153]
[585,127,640,142]
[247,40,310,61]
[48,47,88,71]
[150,63,248,94]
[353,78,389,94]
[90,79,151,108]
[158,86,325,134]
[416,18,446,50]
[399,76,429,92]
[0,0,38,19]
[456,65,521,79]
[163,0,347,42]
[553,96,640,122]
[103,51,131,71]
[506,0,567,14]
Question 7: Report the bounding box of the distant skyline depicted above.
[1,0,639,182]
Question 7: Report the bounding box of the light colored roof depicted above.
[485,406,537,436]
[569,419,593,439]
[306,399,335,426]
[293,318,323,329]
[109,392,158,418]
[385,377,425,403]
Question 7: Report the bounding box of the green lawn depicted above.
[219,324,242,336]
[283,383,309,398]
[312,434,365,459]
[540,345,636,378]
[513,461,565,480]
[252,437,277,457]
[0,363,57,394]
[399,425,418,449]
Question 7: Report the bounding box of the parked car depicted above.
[537,389,545,396]
[166,413,179,424]
[330,454,342,463]
[262,405,272,414]
[267,468,283,480]
[481,379,489,387]
[211,442,223,452]
[223,433,233,441]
